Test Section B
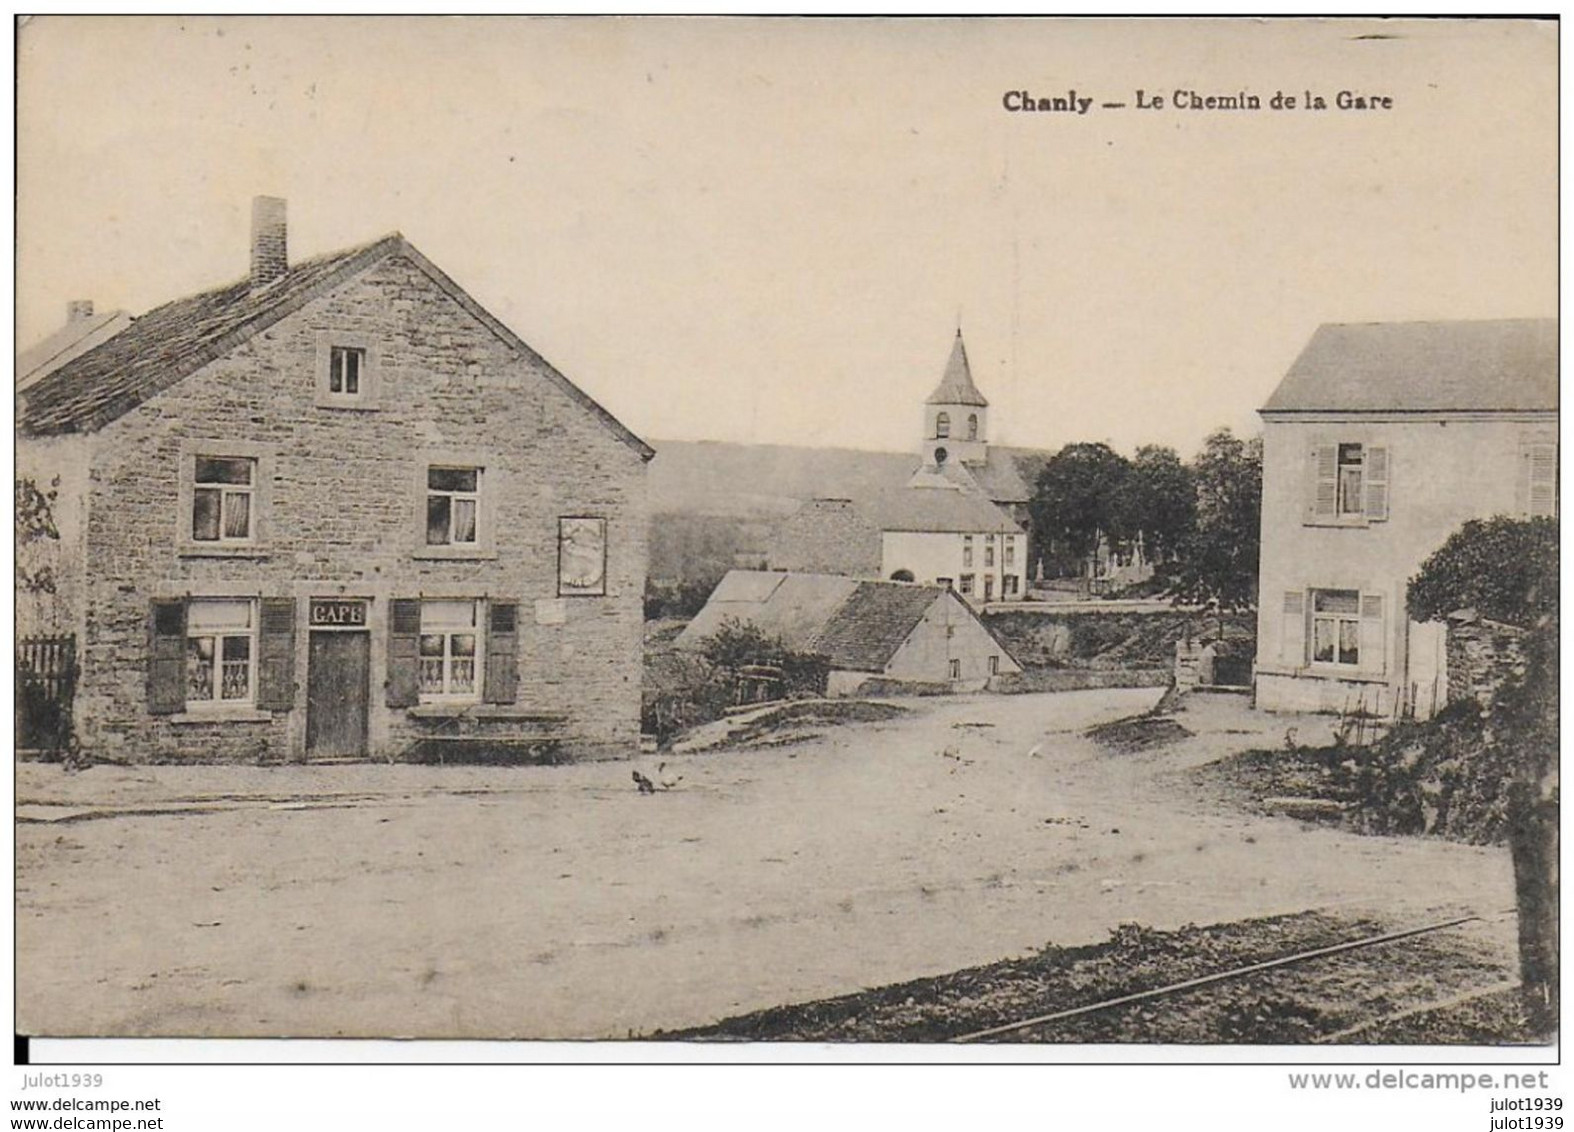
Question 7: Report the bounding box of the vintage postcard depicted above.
[12,14,1558,1081]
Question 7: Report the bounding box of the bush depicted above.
[1407,516,1558,628]
[641,619,829,743]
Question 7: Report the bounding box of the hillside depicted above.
[644,439,1054,584]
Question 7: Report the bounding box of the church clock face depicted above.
[558,517,607,596]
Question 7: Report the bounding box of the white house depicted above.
[1254,318,1557,719]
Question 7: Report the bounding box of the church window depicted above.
[967,413,979,440]
[935,412,951,439]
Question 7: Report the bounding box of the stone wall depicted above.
[69,251,648,763]
[1446,612,1530,709]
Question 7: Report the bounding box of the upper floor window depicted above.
[1004,540,1016,567]
[1307,442,1388,525]
[985,541,996,568]
[193,456,255,543]
[962,535,974,567]
[1336,444,1364,515]
[935,412,951,439]
[329,346,365,397]
[426,467,480,546]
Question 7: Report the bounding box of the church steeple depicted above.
[922,329,989,467]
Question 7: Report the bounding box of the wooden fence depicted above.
[16,634,76,751]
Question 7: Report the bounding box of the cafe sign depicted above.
[310,598,368,627]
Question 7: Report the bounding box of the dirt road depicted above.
[15,689,1513,1038]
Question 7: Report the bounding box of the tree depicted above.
[15,475,61,596]
[1406,516,1558,628]
[1166,429,1262,614]
[1117,444,1196,565]
[1029,443,1131,575]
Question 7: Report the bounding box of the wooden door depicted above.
[306,631,370,757]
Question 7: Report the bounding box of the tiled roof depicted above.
[1263,319,1558,414]
[17,308,132,390]
[677,570,1014,675]
[968,452,1032,503]
[811,580,941,671]
[675,571,860,653]
[18,233,655,459]
[865,482,1023,534]
[926,330,989,407]
[20,237,401,435]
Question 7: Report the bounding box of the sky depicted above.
[16,16,1558,458]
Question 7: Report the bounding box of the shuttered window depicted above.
[256,598,297,711]
[1307,442,1390,524]
[1523,441,1558,518]
[1358,594,1386,675]
[1307,444,1338,522]
[148,599,187,714]
[386,599,422,707]
[1280,590,1306,664]
[483,602,520,704]
[1363,446,1389,521]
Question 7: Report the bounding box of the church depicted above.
[768,331,1035,605]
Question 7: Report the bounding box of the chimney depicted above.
[66,300,94,323]
[250,196,288,288]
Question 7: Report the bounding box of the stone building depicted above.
[16,197,652,762]
[1254,318,1556,719]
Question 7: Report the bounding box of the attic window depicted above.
[315,335,379,409]
[329,346,365,396]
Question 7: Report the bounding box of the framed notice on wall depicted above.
[557,516,607,596]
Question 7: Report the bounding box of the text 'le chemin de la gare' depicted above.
[1003,89,1395,115]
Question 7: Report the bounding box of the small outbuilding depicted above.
[676,570,1021,694]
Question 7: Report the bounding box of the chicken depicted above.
[632,770,657,794]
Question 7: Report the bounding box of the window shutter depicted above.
[1306,445,1337,522]
[256,598,297,711]
[1359,594,1386,675]
[483,601,520,704]
[1527,442,1558,518]
[386,598,421,708]
[1280,590,1306,665]
[147,599,187,714]
[1363,445,1389,522]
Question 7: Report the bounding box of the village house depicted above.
[16,197,652,763]
[17,300,132,392]
[1254,318,1557,719]
[676,569,1021,694]
[767,331,1030,604]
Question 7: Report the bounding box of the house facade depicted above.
[1254,319,1557,719]
[17,197,652,763]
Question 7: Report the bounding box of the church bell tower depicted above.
[922,329,990,468]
